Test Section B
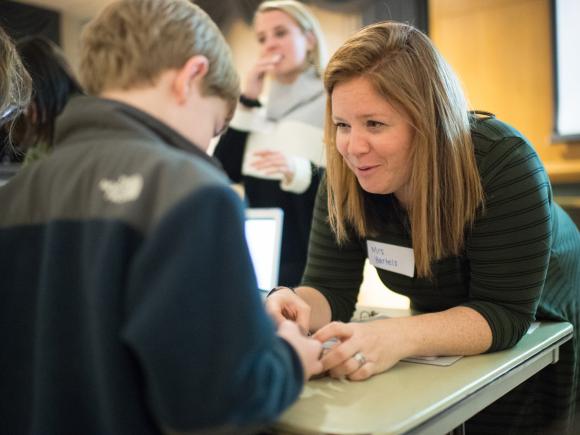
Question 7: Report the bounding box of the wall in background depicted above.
[363,0,428,31]
[59,13,83,74]
[429,0,580,184]
[1,0,60,43]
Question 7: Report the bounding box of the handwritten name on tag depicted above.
[367,240,415,277]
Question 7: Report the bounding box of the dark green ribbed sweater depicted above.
[302,115,580,433]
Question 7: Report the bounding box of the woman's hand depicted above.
[265,288,311,335]
[313,319,407,381]
[243,54,282,99]
[250,150,296,183]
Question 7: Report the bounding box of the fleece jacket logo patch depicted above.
[99,174,144,204]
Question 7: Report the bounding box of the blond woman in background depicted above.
[213,0,328,287]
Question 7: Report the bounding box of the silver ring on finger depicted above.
[353,352,367,369]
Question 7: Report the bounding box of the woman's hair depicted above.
[13,36,82,151]
[256,0,328,77]
[80,0,239,113]
[0,26,31,123]
[323,21,484,278]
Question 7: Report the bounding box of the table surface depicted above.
[274,308,573,435]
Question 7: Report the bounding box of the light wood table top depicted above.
[274,307,573,435]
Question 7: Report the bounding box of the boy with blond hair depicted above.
[0,1,322,434]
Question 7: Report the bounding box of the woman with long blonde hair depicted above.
[213,0,328,287]
[266,21,580,434]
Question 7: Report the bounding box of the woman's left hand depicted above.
[313,320,406,381]
[250,150,295,183]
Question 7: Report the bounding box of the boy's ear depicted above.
[173,55,209,104]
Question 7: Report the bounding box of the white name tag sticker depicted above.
[367,240,415,277]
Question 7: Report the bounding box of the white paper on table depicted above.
[527,322,540,334]
[402,355,462,366]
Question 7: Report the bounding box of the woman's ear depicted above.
[173,55,209,104]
